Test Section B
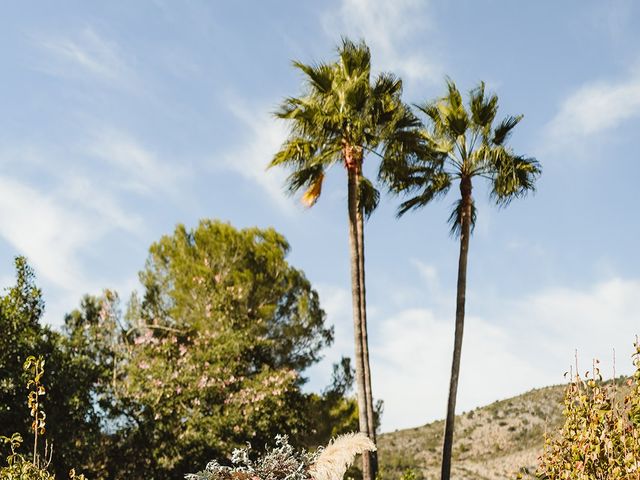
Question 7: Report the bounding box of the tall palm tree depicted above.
[270,38,428,480]
[391,79,541,480]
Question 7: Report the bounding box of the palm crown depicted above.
[393,79,541,230]
[270,38,428,214]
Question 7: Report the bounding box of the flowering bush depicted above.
[535,341,640,479]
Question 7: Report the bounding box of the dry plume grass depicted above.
[310,433,376,480]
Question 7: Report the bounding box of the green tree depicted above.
[391,80,541,480]
[271,38,428,480]
[67,220,338,479]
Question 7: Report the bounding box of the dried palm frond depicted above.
[301,172,324,207]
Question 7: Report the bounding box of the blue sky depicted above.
[2,0,640,432]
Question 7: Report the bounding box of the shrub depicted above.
[0,356,86,480]
[534,341,640,479]
[187,433,375,480]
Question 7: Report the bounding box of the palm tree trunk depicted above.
[356,179,378,479]
[441,178,473,480]
[348,168,374,480]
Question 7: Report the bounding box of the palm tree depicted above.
[270,38,428,480]
[391,79,541,480]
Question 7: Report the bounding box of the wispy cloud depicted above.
[0,176,91,291]
[0,166,144,291]
[0,130,164,324]
[85,128,190,197]
[322,0,442,87]
[218,100,294,213]
[545,67,640,153]
[378,273,640,430]
[34,27,134,87]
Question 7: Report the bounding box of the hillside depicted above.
[378,384,567,480]
[378,377,632,480]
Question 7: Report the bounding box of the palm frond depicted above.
[358,176,380,219]
[492,115,523,145]
[338,37,371,79]
[372,72,402,98]
[447,198,477,238]
[415,101,441,125]
[469,81,498,131]
[302,171,325,207]
[436,79,468,138]
[285,164,325,197]
[293,61,335,94]
[270,137,318,168]
[395,170,451,217]
[490,154,541,206]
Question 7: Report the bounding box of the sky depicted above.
[1,0,640,433]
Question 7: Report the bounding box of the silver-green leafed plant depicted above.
[186,433,376,480]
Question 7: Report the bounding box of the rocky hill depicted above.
[378,384,567,480]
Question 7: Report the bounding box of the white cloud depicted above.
[545,68,640,152]
[0,171,144,293]
[35,27,134,86]
[506,278,640,372]
[371,274,640,431]
[60,175,143,233]
[218,101,294,212]
[0,177,91,291]
[322,0,442,86]
[85,128,189,197]
[372,308,549,431]
[0,134,155,324]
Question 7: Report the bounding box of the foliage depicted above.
[24,355,46,464]
[187,433,376,480]
[0,258,102,478]
[535,342,640,479]
[1,222,361,479]
[301,359,360,449]
[271,37,429,211]
[0,351,87,480]
[186,435,319,480]
[59,220,354,479]
[390,78,541,227]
